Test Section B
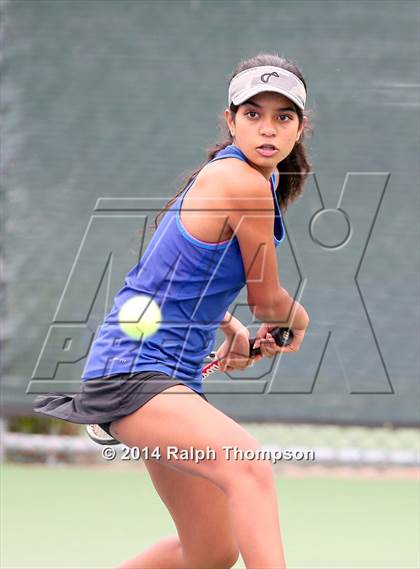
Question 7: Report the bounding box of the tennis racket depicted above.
[202,326,292,379]
[86,326,293,445]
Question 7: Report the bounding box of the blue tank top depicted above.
[81,144,285,391]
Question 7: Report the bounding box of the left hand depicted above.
[215,328,255,372]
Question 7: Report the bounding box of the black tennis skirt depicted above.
[33,371,208,436]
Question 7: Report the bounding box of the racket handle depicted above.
[248,327,293,356]
[203,327,294,379]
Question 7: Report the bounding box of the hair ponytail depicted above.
[276,136,311,211]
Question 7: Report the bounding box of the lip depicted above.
[256,145,278,157]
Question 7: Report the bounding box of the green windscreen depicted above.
[2,0,418,425]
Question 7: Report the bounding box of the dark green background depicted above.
[2,0,419,424]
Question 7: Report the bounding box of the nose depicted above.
[259,120,276,136]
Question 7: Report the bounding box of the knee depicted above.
[225,449,275,493]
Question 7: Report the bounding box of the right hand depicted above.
[252,323,307,357]
[282,327,306,353]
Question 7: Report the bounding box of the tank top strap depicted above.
[180,144,276,194]
[210,143,277,192]
[210,144,250,164]
[177,144,284,244]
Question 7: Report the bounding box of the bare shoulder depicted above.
[195,158,272,207]
[180,157,275,244]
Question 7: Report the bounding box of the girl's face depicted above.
[224,91,307,179]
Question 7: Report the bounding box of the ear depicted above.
[224,108,235,137]
[296,115,308,142]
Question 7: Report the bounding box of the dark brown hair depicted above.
[154,53,311,228]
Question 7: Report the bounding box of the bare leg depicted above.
[112,385,286,569]
[224,466,285,568]
[115,455,239,569]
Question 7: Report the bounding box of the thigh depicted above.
[144,458,239,566]
[110,384,263,489]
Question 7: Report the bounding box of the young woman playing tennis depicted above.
[35,53,310,569]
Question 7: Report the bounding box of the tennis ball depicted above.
[118,295,161,340]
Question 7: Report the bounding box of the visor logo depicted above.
[261,71,280,83]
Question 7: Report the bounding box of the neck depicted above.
[231,142,275,181]
[252,164,276,181]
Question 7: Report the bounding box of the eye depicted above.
[245,111,259,119]
[278,114,293,122]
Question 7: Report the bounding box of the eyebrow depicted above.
[244,99,297,113]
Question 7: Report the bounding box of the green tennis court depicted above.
[1,464,418,569]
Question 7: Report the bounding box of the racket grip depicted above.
[248,327,293,356]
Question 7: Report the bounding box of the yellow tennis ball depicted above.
[118,295,161,340]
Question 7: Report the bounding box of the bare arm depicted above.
[219,311,244,337]
[225,171,308,331]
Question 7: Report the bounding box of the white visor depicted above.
[228,65,306,110]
